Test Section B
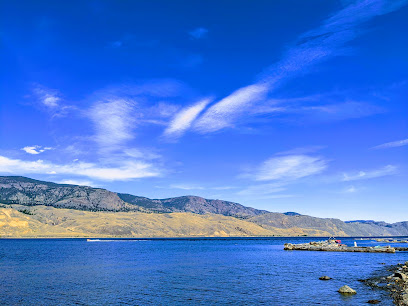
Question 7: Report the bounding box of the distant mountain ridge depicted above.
[118,193,267,216]
[1,176,407,238]
[249,213,408,237]
[0,176,139,212]
[0,176,266,217]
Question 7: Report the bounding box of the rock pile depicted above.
[362,261,408,305]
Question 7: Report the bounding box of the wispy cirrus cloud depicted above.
[251,155,328,182]
[193,84,269,133]
[59,179,96,187]
[111,40,123,48]
[237,154,328,197]
[344,185,358,193]
[248,89,386,122]
[33,85,61,108]
[31,84,77,117]
[164,98,212,140]
[0,155,160,181]
[372,138,408,149]
[191,0,407,134]
[295,101,383,121]
[212,186,237,190]
[169,184,205,190]
[275,146,326,156]
[21,145,53,155]
[89,98,137,152]
[87,79,196,149]
[342,165,397,181]
[189,27,208,39]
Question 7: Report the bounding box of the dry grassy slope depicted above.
[0,205,264,237]
[0,207,86,237]
[0,205,340,238]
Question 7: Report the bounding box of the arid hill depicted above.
[1,176,407,238]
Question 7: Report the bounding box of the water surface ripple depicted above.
[1,237,407,305]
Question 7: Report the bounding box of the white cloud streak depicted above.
[194,84,269,133]
[164,98,212,139]
[238,154,327,197]
[254,155,328,181]
[344,185,357,193]
[89,98,136,151]
[289,101,384,121]
[21,145,53,155]
[212,186,237,190]
[0,155,160,181]
[32,84,75,117]
[59,179,95,187]
[169,184,205,190]
[192,0,407,134]
[342,165,397,181]
[33,85,61,108]
[372,138,408,149]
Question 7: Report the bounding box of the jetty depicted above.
[284,239,397,253]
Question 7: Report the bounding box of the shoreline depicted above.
[0,236,338,240]
[362,262,408,305]
[1,235,408,240]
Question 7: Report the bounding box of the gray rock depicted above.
[284,243,293,250]
[394,272,407,282]
[319,276,332,280]
[402,293,408,305]
[338,285,357,295]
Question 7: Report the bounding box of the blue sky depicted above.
[1,0,407,222]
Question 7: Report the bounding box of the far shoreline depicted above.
[1,235,408,240]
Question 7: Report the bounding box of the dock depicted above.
[284,240,398,253]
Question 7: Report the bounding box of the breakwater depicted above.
[284,240,397,253]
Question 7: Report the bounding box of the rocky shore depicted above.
[362,261,408,305]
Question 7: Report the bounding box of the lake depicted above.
[1,237,407,305]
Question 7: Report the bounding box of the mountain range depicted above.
[1,176,407,238]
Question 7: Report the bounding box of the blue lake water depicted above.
[1,237,407,305]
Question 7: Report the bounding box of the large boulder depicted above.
[394,272,407,282]
[283,243,293,250]
[338,285,357,295]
